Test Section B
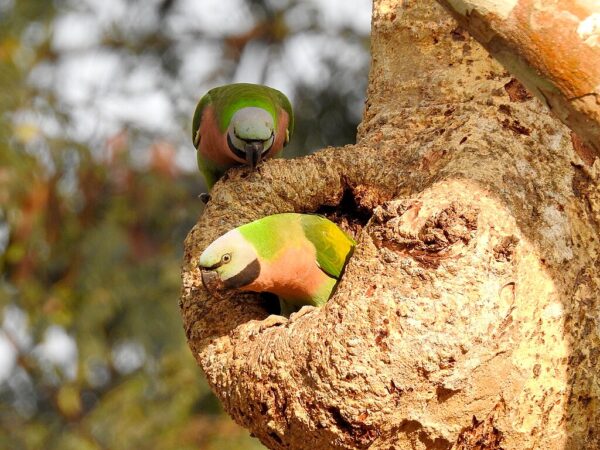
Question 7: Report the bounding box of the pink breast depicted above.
[244,244,329,301]
[198,106,239,167]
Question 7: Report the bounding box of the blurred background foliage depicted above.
[0,0,370,448]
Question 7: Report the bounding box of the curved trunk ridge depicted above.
[180,1,600,448]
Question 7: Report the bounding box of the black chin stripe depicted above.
[227,133,246,160]
[223,259,261,289]
[227,133,274,160]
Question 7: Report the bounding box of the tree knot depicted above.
[371,200,479,268]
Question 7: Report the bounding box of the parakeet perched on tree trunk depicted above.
[199,213,355,316]
[192,83,294,190]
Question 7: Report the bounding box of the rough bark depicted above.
[436,0,600,159]
[179,1,600,448]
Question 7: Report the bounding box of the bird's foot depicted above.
[198,192,211,204]
[259,315,287,331]
[289,305,317,321]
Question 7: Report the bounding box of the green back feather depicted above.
[238,213,298,260]
[238,213,355,279]
[192,83,294,141]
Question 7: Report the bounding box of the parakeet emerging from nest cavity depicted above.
[199,213,355,316]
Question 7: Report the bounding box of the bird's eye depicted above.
[221,253,231,264]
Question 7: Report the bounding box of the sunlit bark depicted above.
[180,1,600,448]
[437,0,600,160]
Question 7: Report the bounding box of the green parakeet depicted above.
[192,83,294,189]
[198,213,355,316]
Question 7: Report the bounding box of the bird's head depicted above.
[198,229,261,295]
[227,107,275,169]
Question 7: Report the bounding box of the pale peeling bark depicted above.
[179,1,600,448]
[436,0,600,160]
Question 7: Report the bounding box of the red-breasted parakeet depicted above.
[192,83,294,189]
[198,213,355,316]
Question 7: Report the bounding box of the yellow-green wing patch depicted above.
[300,215,356,279]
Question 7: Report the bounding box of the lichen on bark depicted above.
[180,1,600,448]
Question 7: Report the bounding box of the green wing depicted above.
[196,152,222,189]
[274,89,294,137]
[300,215,356,279]
[192,92,212,147]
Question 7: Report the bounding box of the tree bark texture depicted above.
[179,1,600,448]
[436,0,600,160]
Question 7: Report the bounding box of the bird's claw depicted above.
[198,192,211,204]
[289,305,317,321]
[259,315,287,331]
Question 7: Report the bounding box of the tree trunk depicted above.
[179,1,600,448]
[436,0,600,160]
